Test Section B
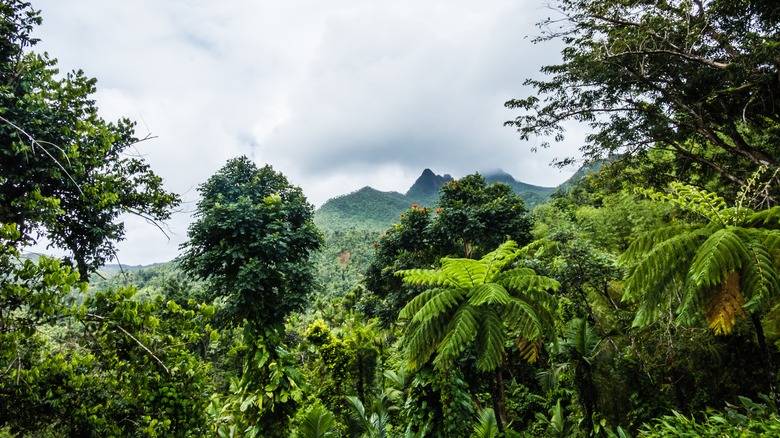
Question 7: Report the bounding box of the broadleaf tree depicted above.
[0,0,181,280]
[180,156,323,436]
[505,0,780,200]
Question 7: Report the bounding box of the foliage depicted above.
[209,329,307,438]
[0,1,180,280]
[639,394,780,437]
[180,156,323,332]
[1,222,215,435]
[363,173,533,326]
[621,183,780,333]
[506,0,780,199]
[472,408,500,438]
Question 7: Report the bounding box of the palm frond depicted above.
[565,318,602,360]
[472,408,500,438]
[475,309,506,371]
[433,305,480,370]
[296,405,335,438]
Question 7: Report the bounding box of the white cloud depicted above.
[30,0,581,265]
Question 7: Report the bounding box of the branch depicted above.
[0,115,84,197]
[606,49,730,69]
[85,312,170,376]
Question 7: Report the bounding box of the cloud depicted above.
[30,0,582,264]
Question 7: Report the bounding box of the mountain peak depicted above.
[405,169,453,200]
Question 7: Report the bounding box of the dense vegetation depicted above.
[3,0,780,437]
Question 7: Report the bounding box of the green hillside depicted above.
[315,168,560,234]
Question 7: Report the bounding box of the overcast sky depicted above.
[30,0,583,265]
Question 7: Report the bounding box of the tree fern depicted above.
[395,240,559,427]
[622,183,780,401]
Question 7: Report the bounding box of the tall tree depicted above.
[0,1,180,279]
[181,156,322,436]
[396,240,560,430]
[506,0,780,200]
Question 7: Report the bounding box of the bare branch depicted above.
[85,312,170,376]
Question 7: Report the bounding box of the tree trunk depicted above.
[751,313,778,404]
[491,367,507,432]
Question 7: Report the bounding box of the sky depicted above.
[29,0,584,265]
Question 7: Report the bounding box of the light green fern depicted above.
[396,240,560,372]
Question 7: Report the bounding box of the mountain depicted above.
[405,168,453,206]
[482,169,557,207]
[314,186,412,232]
[315,168,562,232]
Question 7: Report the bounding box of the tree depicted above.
[181,156,322,436]
[0,1,180,280]
[180,156,322,332]
[506,0,780,200]
[396,240,560,430]
[620,182,780,400]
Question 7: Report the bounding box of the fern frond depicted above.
[498,269,561,294]
[502,298,542,345]
[479,240,521,279]
[475,309,505,371]
[396,268,457,288]
[704,271,746,335]
[398,288,443,321]
[660,182,728,224]
[403,312,448,371]
[623,230,703,304]
[469,283,512,307]
[741,206,780,229]
[619,224,700,266]
[409,288,466,326]
[433,305,479,371]
[739,232,780,312]
[687,227,747,291]
[438,257,487,288]
[515,336,543,363]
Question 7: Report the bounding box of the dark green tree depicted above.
[180,156,322,332]
[506,0,780,200]
[181,156,322,436]
[621,183,780,401]
[0,1,180,280]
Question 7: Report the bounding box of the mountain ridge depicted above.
[314,168,570,232]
